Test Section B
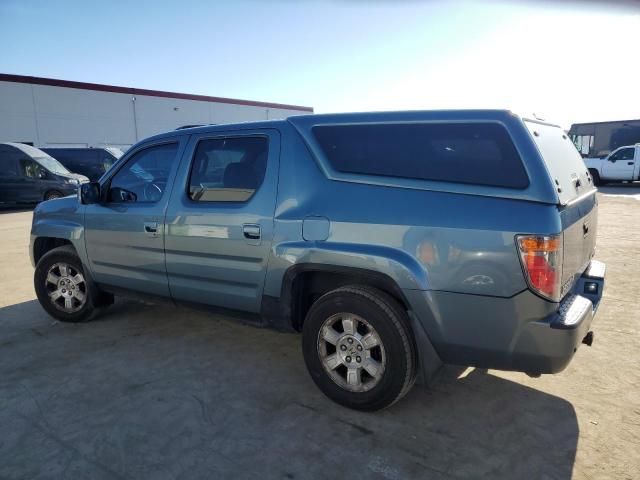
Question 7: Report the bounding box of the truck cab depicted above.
[585,144,640,184]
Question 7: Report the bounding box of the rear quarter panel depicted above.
[264,121,562,300]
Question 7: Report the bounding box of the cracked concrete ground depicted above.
[0,187,639,479]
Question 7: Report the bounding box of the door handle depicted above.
[628,162,634,165]
[243,224,261,240]
[144,222,159,236]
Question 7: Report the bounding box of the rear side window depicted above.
[312,122,529,189]
[0,147,19,176]
[188,136,268,202]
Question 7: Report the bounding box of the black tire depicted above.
[589,170,602,186]
[302,285,417,411]
[44,190,64,201]
[34,245,102,322]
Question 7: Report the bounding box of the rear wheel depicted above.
[302,285,417,411]
[44,190,64,201]
[589,169,602,186]
[34,246,103,322]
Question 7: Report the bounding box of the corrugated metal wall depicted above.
[0,80,308,150]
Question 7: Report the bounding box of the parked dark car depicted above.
[0,142,88,205]
[41,147,123,182]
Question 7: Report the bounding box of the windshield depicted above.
[34,156,71,175]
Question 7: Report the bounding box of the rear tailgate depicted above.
[524,120,598,298]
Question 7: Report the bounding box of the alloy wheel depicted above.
[44,262,87,313]
[317,313,386,392]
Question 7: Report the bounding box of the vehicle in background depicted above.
[30,111,605,411]
[570,119,640,160]
[0,142,88,205]
[584,144,640,185]
[41,147,123,182]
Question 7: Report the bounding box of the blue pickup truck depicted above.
[30,110,605,410]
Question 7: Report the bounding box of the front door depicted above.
[602,147,635,180]
[164,129,280,313]
[84,138,187,297]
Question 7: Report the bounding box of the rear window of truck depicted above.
[524,120,594,205]
[312,122,529,189]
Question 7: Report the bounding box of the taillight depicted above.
[516,234,563,301]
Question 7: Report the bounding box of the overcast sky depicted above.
[1,0,638,129]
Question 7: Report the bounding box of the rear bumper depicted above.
[404,260,606,374]
[521,259,605,373]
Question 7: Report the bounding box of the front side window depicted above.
[609,147,635,161]
[188,136,268,202]
[313,122,529,189]
[34,156,69,175]
[108,142,178,203]
[20,159,47,179]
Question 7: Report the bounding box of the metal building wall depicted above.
[0,78,311,150]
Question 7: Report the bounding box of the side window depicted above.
[188,136,268,202]
[610,148,634,161]
[108,142,178,203]
[101,152,117,171]
[0,148,19,176]
[621,148,635,161]
[20,159,46,179]
[313,122,529,189]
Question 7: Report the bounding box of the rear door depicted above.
[164,129,280,313]
[524,120,598,297]
[601,147,635,180]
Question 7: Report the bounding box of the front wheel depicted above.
[302,285,417,411]
[44,190,64,201]
[34,246,102,322]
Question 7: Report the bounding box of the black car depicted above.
[0,143,88,205]
[41,147,123,182]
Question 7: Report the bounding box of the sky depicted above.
[1,0,639,129]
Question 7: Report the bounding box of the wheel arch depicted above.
[278,264,443,386]
[32,237,74,265]
[280,264,412,332]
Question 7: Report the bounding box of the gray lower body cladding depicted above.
[404,260,605,374]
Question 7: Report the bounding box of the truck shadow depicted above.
[0,298,578,479]
[0,207,34,214]
[598,182,640,196]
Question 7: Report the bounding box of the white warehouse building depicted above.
[0,73,313,151]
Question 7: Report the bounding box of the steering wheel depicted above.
[143,182,162,202]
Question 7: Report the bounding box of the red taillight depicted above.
[517,235,563,301]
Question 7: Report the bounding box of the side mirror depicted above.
[80,182,100,204]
